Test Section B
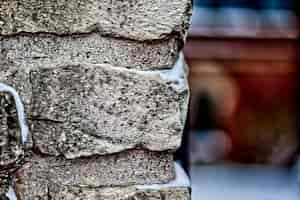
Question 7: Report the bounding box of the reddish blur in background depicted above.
[184,0,300,166]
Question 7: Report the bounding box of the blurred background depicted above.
[179,0,300,199]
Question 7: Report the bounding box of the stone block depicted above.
[13,162,190,200]
[0,0,192,41]
[29,57,188,158]
[51,186,190,200]
[1,33,179,70]
[0,53,189,159]
[13,150,174,193]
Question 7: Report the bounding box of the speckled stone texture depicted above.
[0,93,24,168]
[28,63,188,158]
[0,33,180,70]
[1,1,191,199]
[0,92,24,200]
[46,186,190,200]
[13,161,191,200]
[13,150,174,199]
[0,59,189,159]
[0,0,192,41]
[0,173,9,200]
[0,93,24,188]
[14,184,190,200]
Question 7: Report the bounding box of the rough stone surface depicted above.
[0,0,192,41]
[1,33,180,70]
[49,186,190,200]
[13,150,174,197]
[13,161,191,200]
[0,93,24,198]
[0,173,9,200]
[14,184,190,200]
[0,2,192,199]
[0,93,24,168]
[29,63,188,158]
[0,58,189,159]
[0,65,31,114]
[0,92,25,200]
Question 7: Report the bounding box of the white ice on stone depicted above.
[79,52,188,92]
[137,162,190,190]
[6,186,17,200]
[0,83,29,144]
[159,52,187,91]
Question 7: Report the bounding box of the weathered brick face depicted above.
[29,64,188,158]
[0,0,191,41]
[0,0,192,199]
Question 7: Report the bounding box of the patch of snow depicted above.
[137,162,190,190]
[6,186,17,200]
[159,52,187,91]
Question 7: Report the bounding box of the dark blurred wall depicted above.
[195,0,293,9]
[185,0,299,164]
[293,0,300,166]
